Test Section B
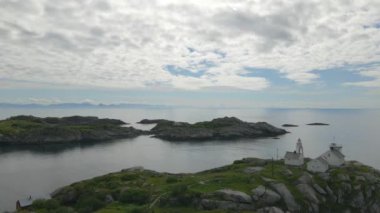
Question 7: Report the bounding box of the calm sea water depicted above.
[0,108,379,211]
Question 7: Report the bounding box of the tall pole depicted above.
[271,157,274,177]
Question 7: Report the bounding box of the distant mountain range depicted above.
[0,102,173,109]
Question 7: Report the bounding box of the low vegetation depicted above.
[0,115,144,144]
[28,158,380,212]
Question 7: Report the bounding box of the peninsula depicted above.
[0,115,144,144]
[146,117,287,141]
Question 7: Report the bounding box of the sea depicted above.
[0,107,379,211]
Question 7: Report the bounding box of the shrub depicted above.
[75,195,106,213]
[166,176,179,184]
[32,199,60,210]
[169,184,200,206]
[119,188,150,205]
[121,173,139,181]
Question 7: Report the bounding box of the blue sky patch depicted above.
[164,65,206,78]
[312,62,379,87]
[242,67,291,85]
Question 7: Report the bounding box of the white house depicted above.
[307,143,345,173]
[284,138,304,166]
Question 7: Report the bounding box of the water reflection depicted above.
[0,139,131,155]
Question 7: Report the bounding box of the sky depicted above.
[0,0,380,108]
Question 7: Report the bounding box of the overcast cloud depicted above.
[0,0,380,90]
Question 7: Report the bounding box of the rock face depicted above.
[270,183,300,212]
[251,185,281,205]
[149,117,287,141]
[257,206,284,213]
[0,115,146,144]
[215,189,252,203]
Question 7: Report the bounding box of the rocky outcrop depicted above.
[31,158,380,213]
[215,189,252,203]
[149,117,287,141]
[251,185,281,205]
[0,115,146,144]
[257,206,284,213]
[270,183,300,212]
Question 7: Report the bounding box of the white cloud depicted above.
[0,0,379,90]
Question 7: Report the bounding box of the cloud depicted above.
[0,0,379,90]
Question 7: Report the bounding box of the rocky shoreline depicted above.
[29,158,380,212]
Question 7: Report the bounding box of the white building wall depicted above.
[320,151,344,166]
[285,158,304,166]
[307,160,328,173]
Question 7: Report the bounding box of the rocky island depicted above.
[146,117,287,141]
[28,158,380,212]
[0,115,145,145]
[0,116,286,145]
[282,124,299,127]
[307,123,329,126]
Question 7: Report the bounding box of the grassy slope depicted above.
[26,159,338,213]
[0,117,128,142]
[26,158,380,213]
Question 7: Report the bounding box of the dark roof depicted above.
[284,151,302,160]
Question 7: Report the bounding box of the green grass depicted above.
[0,120,44,135]
[0,117,122,138]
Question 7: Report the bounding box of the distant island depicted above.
[26,158,380,212]
[282,124,299,127]
[307,123,330,126]
[0,116,286,145]
[144,117,287,141]
[137,119,171,124]
[0,115,145,145]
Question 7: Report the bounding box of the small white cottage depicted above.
[284,138,304,166]
[307,143,345,173]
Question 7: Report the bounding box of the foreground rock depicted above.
[215,189,252,203]
[0,115,146,144]
[30,158,380,212]
[149,116,287,141]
